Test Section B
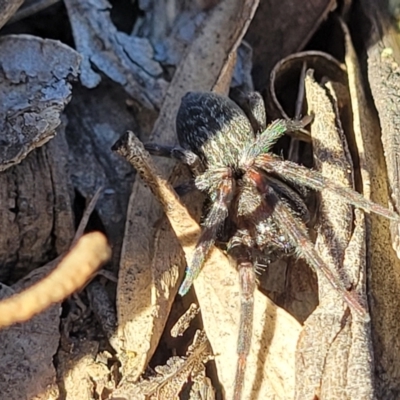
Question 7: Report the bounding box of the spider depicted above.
[145,91,399,400]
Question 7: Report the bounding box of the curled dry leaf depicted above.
[340,11,400,396]
[114,0,262,390]
[245,0,336,88]
[112,330,213,400]
[264,50,350,320]
[268,50,347,123]
[296,70,373,399]
[0,34,80,171]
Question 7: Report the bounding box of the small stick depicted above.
[112,131,201,251]
[0,232,111,328]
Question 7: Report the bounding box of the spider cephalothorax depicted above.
[145,91,400,400]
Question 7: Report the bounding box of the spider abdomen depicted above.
[176,92,255,167]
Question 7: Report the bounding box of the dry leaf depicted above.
[296,70,373,399]
[341,11,400,396]
[113,330,213,400]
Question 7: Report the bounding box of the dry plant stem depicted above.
[113,132,199,251]
[0,232,111,328]
[72,186,103,245]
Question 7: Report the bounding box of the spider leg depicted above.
[242,117,311,164]
[144,142,204,175]
[230,90,267,133]
[227,230,257,400]
[257,156,400,221]
[235,257,256,400]
[178,177,234,295]
[265,174,310,223]
[264,184,367,317]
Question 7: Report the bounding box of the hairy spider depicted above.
[145,91,399,400]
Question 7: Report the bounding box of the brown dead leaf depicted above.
[341,11,400,396]
[360,1,400,259]
[112,330,213,400]
[296,70,373,399]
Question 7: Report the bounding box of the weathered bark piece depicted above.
[64,0,168,109]
[296,71,373,399]
[0,266,61,400]
[0,35,80,171]
[134,0,207,66]
[0,35,76,280]
[114,0,262,392]
[344,6,400,396]
[65,82,137,273]
[0,125,75,282]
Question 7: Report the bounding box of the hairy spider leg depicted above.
[264,174,310,223]
[233,255,256,400]
[178,177,235,295]
[257,176,367,317]
[256,155,400,221]
[144,142,204,175]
